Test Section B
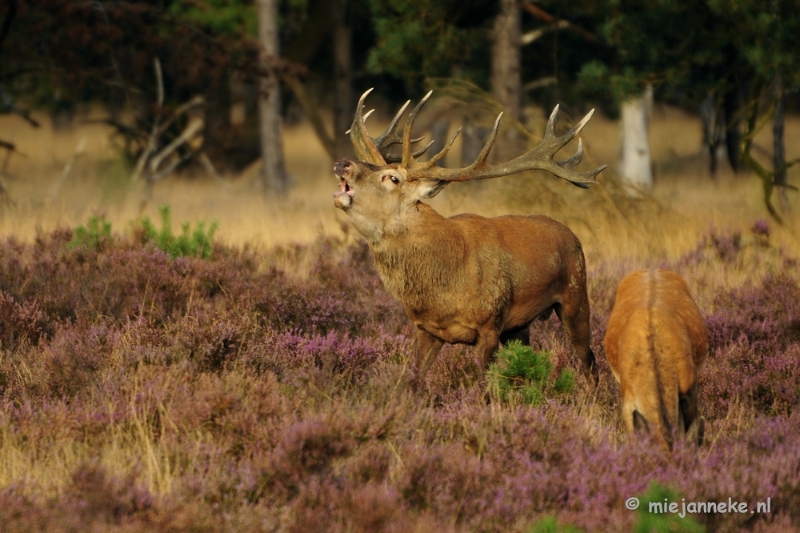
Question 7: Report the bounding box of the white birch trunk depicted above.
[619,86,653,191]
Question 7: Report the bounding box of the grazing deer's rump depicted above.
[332,90,606,386]
[604,269,708,450]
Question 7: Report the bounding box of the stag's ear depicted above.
[416,179,449,199]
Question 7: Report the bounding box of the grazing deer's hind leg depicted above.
[680,382,704,446]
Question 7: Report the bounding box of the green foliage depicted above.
[365,0,494,93]
[68,215,113,251]
[526,516,583,533]
[169,0,258,37]
[633,482,705,533]
[572,0,800,102]
[488,341,575,406]
[140,205,218,259]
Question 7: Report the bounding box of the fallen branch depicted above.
[149,117,203,173]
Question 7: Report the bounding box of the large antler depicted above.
[352,89,606,189]
[347,88,433,165]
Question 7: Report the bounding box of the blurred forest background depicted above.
[0,0,798,251]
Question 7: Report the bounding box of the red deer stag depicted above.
[333,89,606,385]
[604,269,708,450]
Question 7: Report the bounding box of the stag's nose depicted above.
[334,160,353,178]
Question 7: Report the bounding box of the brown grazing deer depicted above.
[604,269,708,450]
[332,89,606,385]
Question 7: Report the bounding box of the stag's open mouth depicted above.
[333,160,356,210]
[338,178,354,196]
[333,177,355,210]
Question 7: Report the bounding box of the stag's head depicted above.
[333,89,606,242]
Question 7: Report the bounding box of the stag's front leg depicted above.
[411,328,444,387]
[474,327,500,375]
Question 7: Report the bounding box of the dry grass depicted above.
[1,104,797,259]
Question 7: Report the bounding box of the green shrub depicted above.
[488,340,575,405]
[140,205,218,259]
[525,516,583,533]
[68,214,113,250]
[633,482,705,533]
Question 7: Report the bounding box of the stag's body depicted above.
[604,269,707,450]
[333,90,605,384]
[371,205,592,378]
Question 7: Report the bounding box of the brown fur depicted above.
[333,160,597,386]
[603,269,708,450]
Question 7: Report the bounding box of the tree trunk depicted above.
[257,0,289,193]
[723,85,744,173]
[489,0,522,161]
[619,86,653,191]
[332,0,353,159]
[773,76,789,213]
[699,93,724,176]
[204,66,232,170]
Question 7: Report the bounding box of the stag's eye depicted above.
[390,176,400,184]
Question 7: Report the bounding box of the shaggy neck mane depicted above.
[369,204,466,309]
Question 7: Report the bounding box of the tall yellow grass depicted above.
[0,104,797,259]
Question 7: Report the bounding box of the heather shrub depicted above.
[241,329,388,388]
[488,341,575,405]
[2,220,800,532]
[705,273,800,353]
[702,341,800,418]
[255,415,356,504]
[0,291,48,352]
[678,224,742,265]
[255,283,368,335]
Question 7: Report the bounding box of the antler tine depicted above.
[384,140,435,164]
[349,88,387,165]
[472,113,503,169]
[544,104,559,140]
[557,138,585,170]
[404,103,605,187]
[372,100,410,152]
[421,127,462,168]
[402,90,433,167]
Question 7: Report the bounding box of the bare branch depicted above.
[0,139,23,156]
[49,138,86,200]
[521,20,569,45]
[0,84,40,128]
[521,1,599,44]
[130,58,164,183]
